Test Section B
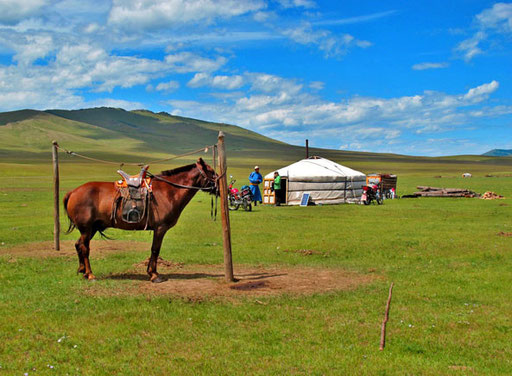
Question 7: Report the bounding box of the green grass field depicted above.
[1,110,512,375]
[1,153,511,375]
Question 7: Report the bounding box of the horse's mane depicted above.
[159,163,196,176]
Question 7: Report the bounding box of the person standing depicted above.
[249,166,263,205]
[273,171,282,206]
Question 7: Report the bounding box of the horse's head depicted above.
[195,158,218,194]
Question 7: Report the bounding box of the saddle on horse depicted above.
[113,165,152,224]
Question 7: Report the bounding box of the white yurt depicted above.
[263,156,366,205]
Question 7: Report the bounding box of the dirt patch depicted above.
[497,232,512,237]
[1,242,378,300]
[90,263,377,300]
[0,240,148,258]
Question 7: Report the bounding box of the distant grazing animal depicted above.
[63,158,218,283]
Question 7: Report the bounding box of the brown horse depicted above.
[63,158,218,283]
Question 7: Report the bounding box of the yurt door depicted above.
[280,177,288,205]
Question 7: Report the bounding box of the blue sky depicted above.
[0,0,511,156]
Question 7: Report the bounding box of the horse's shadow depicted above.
[101,271,286,282]
[102,272,224,281]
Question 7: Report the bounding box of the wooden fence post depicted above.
[217,132,234,282]
[52,141,60,251]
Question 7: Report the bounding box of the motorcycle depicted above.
[361,184,383,205]
[228,176,253,211]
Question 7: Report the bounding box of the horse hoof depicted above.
[84,274,96,281]
[151,276,164,284]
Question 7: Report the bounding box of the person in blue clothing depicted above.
[249,165,263,206]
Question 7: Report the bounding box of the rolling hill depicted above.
[483,149,512,157]
[1,107,511,175]
[0,107,289,162]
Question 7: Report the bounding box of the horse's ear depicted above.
[197,157,206,167]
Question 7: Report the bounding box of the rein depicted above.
[146,166,224,221]
[148,173,216,191]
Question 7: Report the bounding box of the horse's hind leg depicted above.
[76,229,96,280]
[75,239,86,274]
[147,227,168,283]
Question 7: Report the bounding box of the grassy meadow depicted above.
[1,150,512,375]
[1,109,512,375]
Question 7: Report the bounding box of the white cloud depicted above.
[108,0,266,29]
[188,73,245,90]
[276,0,316,9]
[314,10,398,26]
[476,2,512,31]
[167,78,504,154]
[155,80,180,92]
[470,105,512,117]
[0,40,231,111]
[165,52,227,73]
[412,62,449,71]
[12,34,54,65]
[84,23,101,34]
[0,0,46,25]
[281,22,372,57]
[247,72,303,94]
[455,31,485,61]
[253,11,275,22]
[309,81,324,90]
[456,3,512,61]
[463,80,499,102]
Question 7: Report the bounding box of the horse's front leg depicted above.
[147,227,168,283]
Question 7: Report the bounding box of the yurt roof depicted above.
[265,156,365,182]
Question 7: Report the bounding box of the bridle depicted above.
[147,162,219,192]
[146,163,222,220]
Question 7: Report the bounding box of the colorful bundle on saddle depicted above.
[113,165,152,224]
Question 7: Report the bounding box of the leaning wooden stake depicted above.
[217,132,235,282]
[379,282,394,350]
[52,141,60,251]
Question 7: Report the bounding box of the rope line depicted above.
[55,144,214,167]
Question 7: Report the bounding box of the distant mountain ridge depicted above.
[1,107,511,170]
[482,149,512,157]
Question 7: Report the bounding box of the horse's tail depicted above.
[63,191,76,234]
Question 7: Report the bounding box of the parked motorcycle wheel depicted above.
[376,197,383,205]
[363,198,372,205]
[228,197,239,211]
[243,200,252,211]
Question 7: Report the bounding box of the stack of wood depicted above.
[481,191,504,200]
[413,186,480,198]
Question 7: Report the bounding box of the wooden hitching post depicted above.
[52,141,60,251]
[217,132,234,282]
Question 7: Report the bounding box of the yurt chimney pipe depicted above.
[306,139,309,158]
